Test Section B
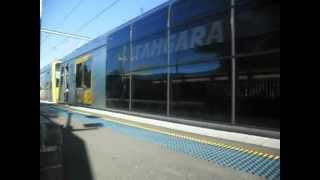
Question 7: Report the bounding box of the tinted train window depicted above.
[40,72,47,90]
[132,68,167,115]
[76,59,92,88]
[107,46,130,73]
[132,7,168,41]
[169,18,231,65]
[83,60,92,88]
[132,8,168,71]
[60,67,64,87]
[76,63,83,88]
[106,26,130,110]
[171,0,229,27]
[55,63,61,87]
[65,65,70,88]
[169,0,232,123]
[131,8,168,114]
[235,0,280,54]
[236,53,280,130]
[170,1,231,65]
[108,27,130,49]
[106,73,130,110]
[171,59,231,123]
[235,0,278,6]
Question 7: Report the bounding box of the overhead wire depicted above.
[51,0,120,54]
[42,0,85,45]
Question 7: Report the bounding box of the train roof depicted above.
[40,63,51,73]
[62,33,108,61]
[40,59,61,72]
[61,0,175,62]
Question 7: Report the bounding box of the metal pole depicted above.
[166,5,171,116]
[129,25,133,111]
[231,0,236,124]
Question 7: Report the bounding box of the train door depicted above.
[59,63,70,103]
[75,55,93,105]
[51,61,61,103]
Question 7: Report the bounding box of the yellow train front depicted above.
[40,60,61,103]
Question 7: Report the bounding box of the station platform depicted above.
[40,102,280,180]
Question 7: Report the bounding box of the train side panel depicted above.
[91,46,107,109]
[63,45,106,108]
[40,66,52,102]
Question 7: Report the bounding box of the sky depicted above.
[40,0,169,69]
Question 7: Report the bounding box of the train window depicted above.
[107,46,130,73]
[106,27,130,110]
[106,73,130,110]
[170,0,231,66]
[171,0,229,27]
[60,67,64,87]
[65,65,69,89]
[107,26,130,49]
[132,34,168,71]
[132,7,168,41]
[132,67,167,115]
[132,8,168,71]
[130,8,168,114]
[235,0,278,6]
[76,63,83,88]
[170,59,231,123]
[55,63,61,88]
[84,60,92,88]
[169,19,231,64]
[235,0,280,54]
[76,59,92,88]
[236,53,280,129]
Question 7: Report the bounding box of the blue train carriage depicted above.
[44,0,279,131]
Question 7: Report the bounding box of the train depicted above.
[40,0,280,131]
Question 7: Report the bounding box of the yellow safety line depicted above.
[63,107,280,160]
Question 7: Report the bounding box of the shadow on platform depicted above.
[62,113,94,180]
[40,105,95,180]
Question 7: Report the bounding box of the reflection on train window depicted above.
[40,73,46,90]
[171,0,229,27]
[132,67,167,115]
[132,7,167,41]
[55,63,61,87]
[171,59,231,123]
[130,8,168,114]
[65,65,69,88]
[235,0,280,54]
[132,7,168,71]
[107,46,130,73]
[108,26,130,50]
[76,59,92,88]
[106,27,130,110]
[236,53,280,129]
[106,74,130,110]
[60,67,64,86]
[60,64,70,89]
[76,63,83,88]
[84,60,92,88]
[170,0,232,63]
